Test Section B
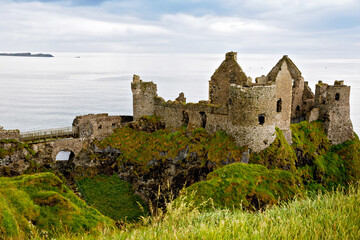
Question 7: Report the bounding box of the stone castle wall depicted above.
[73,113,133,140]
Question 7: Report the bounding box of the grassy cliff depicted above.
[0,172,114,239]
[95,122,247,173]
[75,175,148,222]
[182,163,302,210]
[251,121,360,191]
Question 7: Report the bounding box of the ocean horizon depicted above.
[0,52,359,134]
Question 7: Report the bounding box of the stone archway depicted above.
[55,150,76,161]
[50,138,84,162]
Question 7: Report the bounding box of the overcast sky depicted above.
[0,0,359,56]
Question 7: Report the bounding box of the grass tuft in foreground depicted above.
[109,184,360,240]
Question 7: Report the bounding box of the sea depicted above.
[0,52,359,134]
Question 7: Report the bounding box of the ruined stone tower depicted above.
[314,80,354,144]
[131,75,157,120]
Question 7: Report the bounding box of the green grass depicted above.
[0,172,114,239]
[181,163,302,210]
[250,127,297,173]
[49,184,360,240]
[75,174,148,222]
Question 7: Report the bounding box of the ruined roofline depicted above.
[266,55,302,83]
[317,80,348,87]
[209,52,249,86]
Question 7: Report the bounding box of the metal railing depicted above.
[20,126,78,142]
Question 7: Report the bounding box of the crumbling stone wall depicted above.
[302,82,315,118]
[73,113,132,140]
[0,130,20,141]
[154,96,228,131]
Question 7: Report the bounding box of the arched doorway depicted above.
[56,150,75,161]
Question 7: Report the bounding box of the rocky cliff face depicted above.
[0,140,35,175]
[61,142,239,208]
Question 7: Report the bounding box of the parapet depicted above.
[334,80,344,86]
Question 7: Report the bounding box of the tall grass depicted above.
[106,185,360,240]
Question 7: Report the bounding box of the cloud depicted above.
[0,0,358,56]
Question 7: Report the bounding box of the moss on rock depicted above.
[250,128,297,173]
[96,126,246,173]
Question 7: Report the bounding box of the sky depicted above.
[0,0,359,56]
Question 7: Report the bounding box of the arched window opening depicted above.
[56,151,75,161]
[296,105,300,115]
[182,111,189,126]
[200,112,207,128]
[258,115,265,125]
[277,99,282,113]
[335,93,340,101]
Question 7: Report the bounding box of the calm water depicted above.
[0,53,359,134]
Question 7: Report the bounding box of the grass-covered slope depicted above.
[251,121,360,191]
[0,172,114,239]
[250,128,297,173]
[75,175,148,222]
[181,163,302,210]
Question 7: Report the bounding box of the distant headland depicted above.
[0,52,54,57]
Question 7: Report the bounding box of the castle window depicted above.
[335,93,340,101]
[277,99,282,112]
[296,105,300,115]
[200,112,207,128]
[182,111,189,126]
[258,115,265,125]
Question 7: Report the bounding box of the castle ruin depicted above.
[132,52,354,152]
